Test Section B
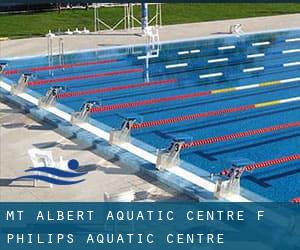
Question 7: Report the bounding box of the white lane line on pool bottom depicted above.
[282,49,300,54]
[218,45,235,50]
[166,63,188,69]
[252,41,270,46]
[243,67,264,73]
[177,49,200,55]
[0,80,253,202]
[281,77,300,83]
[247,53,265,58]
[200,72,223,79]
[137,54,159,60]
[234,84,260,90]
[190,49,201,54]
[280,96,300,103]
[208,58,228,63]
[283,61,300,67]
[285,38,300,43]
[177,51,189,55]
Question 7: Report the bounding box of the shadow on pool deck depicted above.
[2,122,53,130]
[76,163,137,175]
[0,178,49,188]
[0,108,24,114]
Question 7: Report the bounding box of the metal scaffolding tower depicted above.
[93,3,162,32]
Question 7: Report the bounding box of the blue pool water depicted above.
[2,28,300,201]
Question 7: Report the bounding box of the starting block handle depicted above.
[71,100,99,124]
[156,139,185,170]
[38,86,64,108]
[109,117,138,145]
[11,73,32,95]
[121,117,136,130]
[0,62,8,74]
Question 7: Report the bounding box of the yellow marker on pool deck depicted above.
[210,78,299,95]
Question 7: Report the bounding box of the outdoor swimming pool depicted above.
[1,28,300,202]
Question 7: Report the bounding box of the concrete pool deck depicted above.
[0,101,191,201]
[0,14,299,201]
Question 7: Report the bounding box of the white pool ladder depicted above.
[46,31,65,75]
[143,26,160,81]
[47,34,54,75]
[58,37,65,69]
[145,26,160,55]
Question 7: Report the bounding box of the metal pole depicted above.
[94,4,97,32]
[141,3,148,32]
[159,3,162,27]
[130,4,134,29]
[127,4,131,30]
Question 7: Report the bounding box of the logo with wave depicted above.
[13,159,86,185]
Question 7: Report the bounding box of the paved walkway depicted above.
[0,14,299,58]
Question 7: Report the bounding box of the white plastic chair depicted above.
[103,190,136,233]
[45,30,55,38]
[103,190,135,202]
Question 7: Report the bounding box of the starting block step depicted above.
[156,134,193,170]
[109,113,143,145]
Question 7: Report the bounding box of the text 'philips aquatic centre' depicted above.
[6,233,226,245]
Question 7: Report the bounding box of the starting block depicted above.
[71,101,99,124]
[38,86,65,108]
[156,135,192,170]
[109,114,143,145]
[11,73,32,95]
[229,24,243,35]
[214,158,254,199]
[214,171,241,199]
[0,62,7,74]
